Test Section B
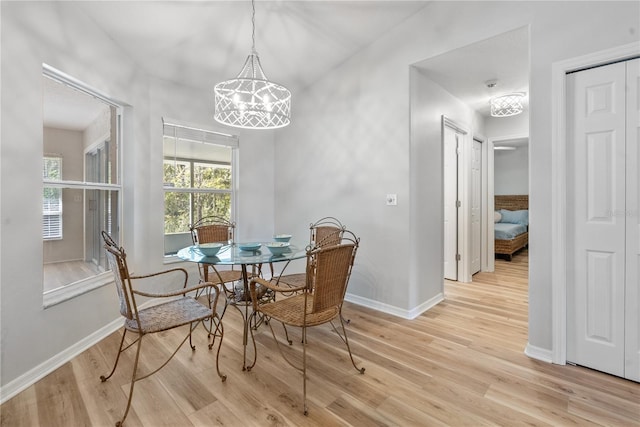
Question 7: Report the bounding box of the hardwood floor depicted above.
[2,250,639,426]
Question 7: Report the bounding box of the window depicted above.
[42,65,122,307]
[43,156,63,239]
[163,120,238,256]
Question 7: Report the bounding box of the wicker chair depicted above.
[249,229,364,415]
[273,216,346,290]
[100,231,225,427]
[189,216,243,298]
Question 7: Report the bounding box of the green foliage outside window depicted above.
[164,161,232,234]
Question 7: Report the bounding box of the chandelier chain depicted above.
[251,0,256,52]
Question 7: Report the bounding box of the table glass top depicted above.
[176,242,308,265]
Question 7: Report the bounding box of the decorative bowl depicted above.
[273,234,292,243]
[266,242,291,255]
[197,242,224,256]
[239,242,261,252]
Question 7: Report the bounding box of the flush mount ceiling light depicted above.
[485,80,525,118]
[490,93,525,117]
[214,0,291,129]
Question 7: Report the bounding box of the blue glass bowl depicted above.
[197,242,224,256]
[266,242,290,255]
[273,234,292,243]
[239,242,261,252]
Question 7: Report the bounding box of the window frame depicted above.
[42,64,124,308]
[162,119,238,260]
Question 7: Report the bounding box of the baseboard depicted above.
[524,342,553,363]
[345,292,444,320]
[0,317,122,405]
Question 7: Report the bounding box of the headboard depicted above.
[495,195,528,211]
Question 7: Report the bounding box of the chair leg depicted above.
[265,317,302,371]
[188,322,196,351]
[282,322,293,345]
[208,314,227,382]
[340,313,351,325]
[116,332,144,427]
[100,329,129,383]
[334,316,365,374]
[302,325,308,416]
[244,312,258,371]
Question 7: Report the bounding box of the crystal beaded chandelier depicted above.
[214,0,291,129]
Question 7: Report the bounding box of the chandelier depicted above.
[490,93,525,117]
[214,0,291,129]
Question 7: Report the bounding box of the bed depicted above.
[494,195,529,261]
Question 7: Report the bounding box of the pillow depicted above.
[494,211,502,223]
[499,209,529,226]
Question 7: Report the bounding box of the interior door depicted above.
[625,58,639,382]
[443,125,458,280]
[567,61,627,377]
[470,139,482,275]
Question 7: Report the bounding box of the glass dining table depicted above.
[176,242,308,370]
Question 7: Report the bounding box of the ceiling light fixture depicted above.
[214,0,291,129]
[490,93,525,118]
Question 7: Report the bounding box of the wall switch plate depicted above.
[386,194,397,206]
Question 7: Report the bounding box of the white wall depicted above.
[0,1,276,393]
[487,112,530,196]
[485,109,529,138]
[276,1,639,354]
[1,1,142,390]
[494,147,529,195]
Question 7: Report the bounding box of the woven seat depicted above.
[249,229,364,415]
[100,231,225,427]
[258,293,339,326]
[123,297,214,333]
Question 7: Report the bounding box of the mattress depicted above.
[494,223,527,240]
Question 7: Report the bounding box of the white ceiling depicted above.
[75,1,431,93]
[414,26,529,117]
[44,0,430,130]
[43,76,110,131]
[42,1,529,129]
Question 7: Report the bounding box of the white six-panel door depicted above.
[567,58,639,381]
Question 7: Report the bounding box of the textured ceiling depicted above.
[414,26,529,117]
[41,1,529,129]
[75,1,431,93]
[44,0,431,129]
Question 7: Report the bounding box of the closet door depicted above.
[625,58,639,382]
[567,61,626,378]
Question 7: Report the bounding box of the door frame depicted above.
[551,41,639,365]
[442,116,472,282]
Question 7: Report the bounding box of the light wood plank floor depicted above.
[2,250,639,426]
